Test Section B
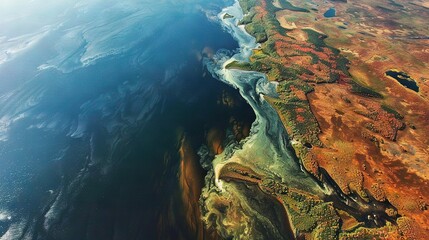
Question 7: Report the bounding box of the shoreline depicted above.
[199,0,417,238]
[207,0,317,190]
[200,1,322,238]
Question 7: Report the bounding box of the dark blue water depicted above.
[386,70,419,92]
[324,7,336,18]
[0,0,255,239]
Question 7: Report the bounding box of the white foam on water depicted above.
[0,0,186,73]
[206,0,319,191]
[0,211,11,222]
[0,221,26,240]
[0,27,51,65]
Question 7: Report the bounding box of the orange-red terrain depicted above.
[214,0,429,239]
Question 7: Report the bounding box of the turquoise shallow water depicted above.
[0,0,257,239]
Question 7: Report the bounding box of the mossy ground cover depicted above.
[232,0,421,238]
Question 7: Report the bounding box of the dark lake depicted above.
[386,70,419,92]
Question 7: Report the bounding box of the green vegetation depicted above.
[376,5,396,13]
[303,29,328,50]
[336,56,350,75]
[266,97,322,147]
[223,13,234,19]
[339,223,396,239]
[278,0,310,13]
[246,23,268,43]
[225,61,253,71]
[388,0,404,8]
[349,81,384,98]
[225,60,273,73]
[261,179,340,239]
[303,29,340,55]
[229,0,415,238]
[303,28,350,76]
[236,0,325,148]
[238,12,255,25]
[381,104,404,120]
[239,0,258,14]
